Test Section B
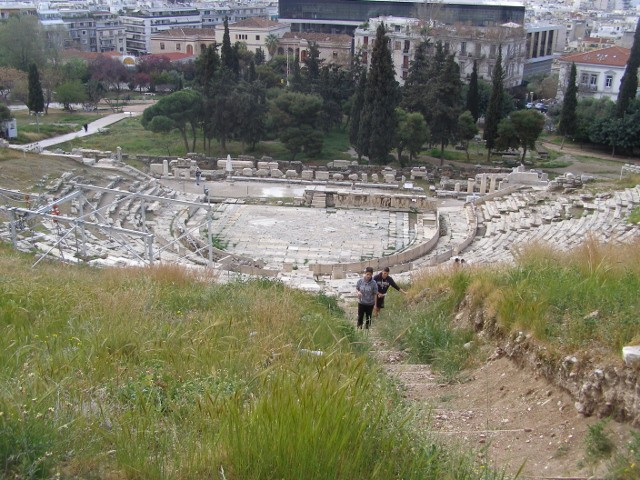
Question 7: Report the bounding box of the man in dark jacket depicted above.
[374,267,407,318]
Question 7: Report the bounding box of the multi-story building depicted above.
[58,8,96,52]
[149,28,216,56]
[556,46,630,102]
[120,7,202,56]
[199,3,272,28]
[523,23,565,77]
[354,16,525,87]
[279,0,526,35]
[227,17,290,57]
[2,3,36,19]
[93,11,126,54]
[278,32,352,66]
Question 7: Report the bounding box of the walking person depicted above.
[195,167,202,186]
[83,123,88,132]
[373,267,407,318]
[356,267,378,329]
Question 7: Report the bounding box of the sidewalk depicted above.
[10,104,147,152]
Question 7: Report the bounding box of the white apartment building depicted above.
[354,16,525,87]
[556,45,630,101]
[198,3,271,28]
[120,7,202,56]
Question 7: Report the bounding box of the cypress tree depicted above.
[484,46,504,161]
[221,18,237,75]
[616,17,640,118]
[466,60,480,121]
[558,62,578,139]
[350,70,367,160]
[429,53,463,163]
[27,64,45,115]
[359,23,400,164]
[401,40,430,119]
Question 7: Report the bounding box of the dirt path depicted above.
[365,326,634,479]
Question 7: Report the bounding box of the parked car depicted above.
[534,102,548,113]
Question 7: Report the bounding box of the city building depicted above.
[93,11,127,54]
[227,17,290,57]
[556,45,630,102]
[278,32,352,66]
[120,7,202,56]
[198,3,272,28]
[523,23,565,77]
[354,16,525,87]
[149,27,216,56]
[279,0,526,35]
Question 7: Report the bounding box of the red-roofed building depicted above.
[556,46,632,102]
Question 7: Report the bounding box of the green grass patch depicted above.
[0,246,506,479]
[11,109,110,144]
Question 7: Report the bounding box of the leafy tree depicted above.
[142,89,203,152]
[0,103,12,122]
[483,46,504,160]
[0,67,27,103]
[89,55,130,112]
[616,17,640,118]
[574,97,614,144]
[255,64,283,88]
[317,65,354,131]
[359,23,400,164]
[466,60,480,121]
[496,109,545,163]
[27,64,45,115]
[40,65,66,114]
[457,110,479,161]
[203,71,240,153]
[395,108,428,166]
[235,80,267,151]
[264,34,280,59]
[558,62,578,141]
[590,99,640,154]
[271,91,324,160]
[84,80,105,111]
[55,80,87,111]
[289,57,303,92]
[0,15,45,71]
[349,70,367,160]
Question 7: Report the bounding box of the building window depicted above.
[580,73,589,85]
[590,74,598,89]
[160,42,165,50]
[489,45,497,58]
[363,36,368,46]
[176,43,181,50]
[404,40,410,52]
[605,75,613,88]
[460,42,466,55]
[256,35,260,41]
[394,41,401,51]
[332,51,338,58]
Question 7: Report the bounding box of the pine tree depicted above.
[27,64,45,115]
[484,46,504,161]
[558,62,578,139]
[616,17,640,118]
[466,60,480,121]
[359,23,400,164]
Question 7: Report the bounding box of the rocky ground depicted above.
[370,329,636,480]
